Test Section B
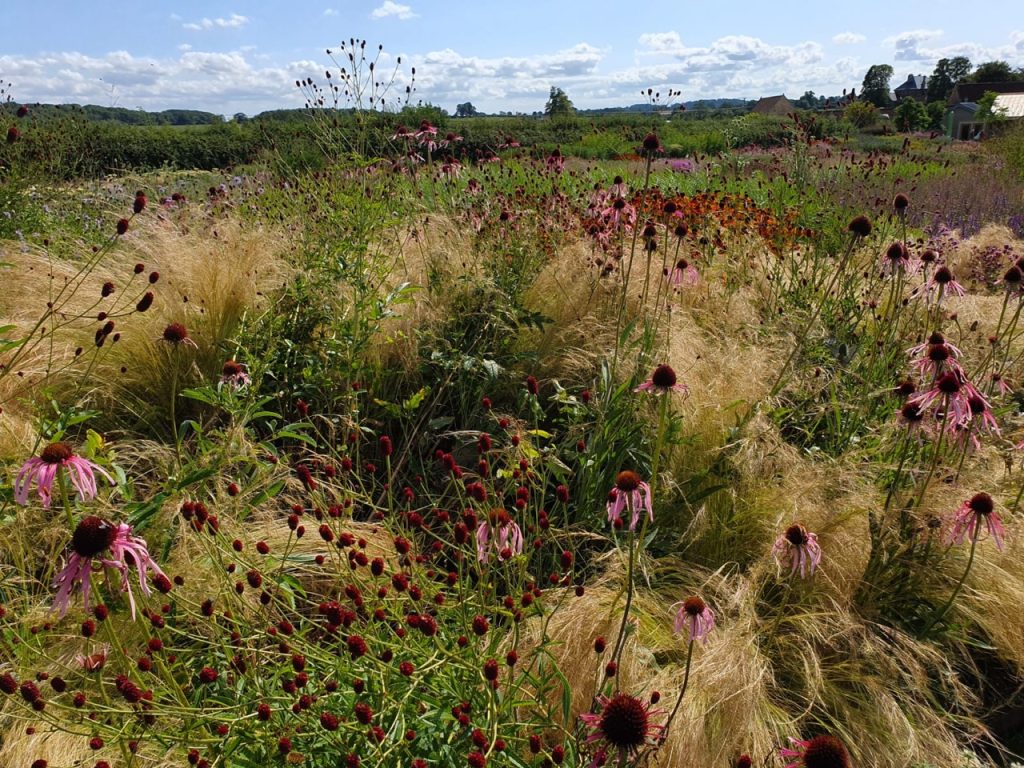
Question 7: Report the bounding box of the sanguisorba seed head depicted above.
[801,734,851,768]
[72,516,116,558]
[40,442,73,464]
[615,470,641,492]
[599,693,650,749]
[968,492,994,515]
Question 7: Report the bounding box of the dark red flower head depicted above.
[801,734,851,768]
[72,516,116,558]
[847,216,872,238]
[40,442,74,464]
[967,492,994,515]
[615,470,642,492]
[682,596,706,616]
[642,133,661,153]
[162,323,190,344]
[598,693,651,749]
[650,364,677,389]
[784,523,808,547]
[893,193,909,212]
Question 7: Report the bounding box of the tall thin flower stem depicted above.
[169,357,181,471]
[658,638,694,746]
[647,396,672,506]
[924,530,979,635]
[610,500,638,688]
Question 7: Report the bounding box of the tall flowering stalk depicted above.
[607,471,652,679]
[660,596,714,744]
[925,493,1004,634]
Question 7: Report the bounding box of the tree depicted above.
[927,56,971,102]
[861,64,894,107]
[894,98,929,132]
[926,101,946,131]
[795,91,820,110]
[977,90,1011,135]
[969,60,1023,83]
[454,102,478,118]
[544,87,574,118]
[844,100,879,129]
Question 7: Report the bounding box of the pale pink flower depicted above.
[926,265,965,298]
[947,492,1005,551]
[780,734,851,768]
[773,523,822,578]
[673,596,715,643]
[220,359,251,388]
[475,509,523,562]
[14,442,114,508]
[635,364,688,396]
[76,644,110,672]
[52,516,166,619]
[607,471,653,531]
[665,257,700,287]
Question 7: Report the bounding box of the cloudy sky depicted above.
[3,1,1023,116]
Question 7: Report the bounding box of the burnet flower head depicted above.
[947,492,1005,551]
[14,442,114,508]
[673,595,715,643]
[607,471,653,531]
[53,516,166,620]
[773,523,822,578]
[579,692,664,767]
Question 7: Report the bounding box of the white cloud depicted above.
[832,32,866,45]
[323,8,339,16]
[183,13,249,31]
[371,1,417,20]
[884,29,943,61]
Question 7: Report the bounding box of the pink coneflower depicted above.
[909,370,982,428]
[924,265,965,299]
[475,509,523,562]
[579,692,664,766]
[947,492,1005,551]
[780,734,851,768]
[14,442,114,508]
[665,257,700,287]
[635,364,688,396]
[546,149,565,173]
[773,523,822,578]
[220,359,251,388]
[391,124,415,141]
[160,322,198,349]
[673,596,715,643]
[881,242,913,276]
[607,471,653,531]
[909,335,964,379]
[52,516,165,620]
[601,197,636,231]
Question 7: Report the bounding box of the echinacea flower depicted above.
[220,359,251,388]
[773,523,822,578]
[579,692,664,766]
[14,442,114,508]
[673,595,715,643]
[607,471,653,532]
[947,492,1005,551]
[924,265,965,299]
[160,322,198,349]
[780,734,851,768]
[665,257,700,287]
[635,364,688,396]
[475,509,523,562]
[52,516,166,620]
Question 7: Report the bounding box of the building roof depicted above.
[948,81,1024,106]
[952,102,980,113]
[895,74,927,92]
[751,95,795,115]
[994,93,1024,118]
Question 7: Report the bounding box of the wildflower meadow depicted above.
[3,44,1024,768]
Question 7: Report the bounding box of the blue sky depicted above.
[3,1,1023,116]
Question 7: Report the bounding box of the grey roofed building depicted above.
[894,74,928,102]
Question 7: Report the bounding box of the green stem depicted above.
[924,531,979,635]
[658,638,694,746]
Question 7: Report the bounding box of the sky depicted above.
[2,1,1023,117]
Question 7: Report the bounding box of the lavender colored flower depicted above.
[673,596,715,643]
[53,517,166,619]
[947,492,1005,551]
[475,509,523,562]
[773,523,822,578]
[607,471,653,531]
[14,442,114,508]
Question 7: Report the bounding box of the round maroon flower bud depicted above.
[198,667,218,684]
[135,292,154,313]
[116,219,130,236]
[134,192,148,214]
